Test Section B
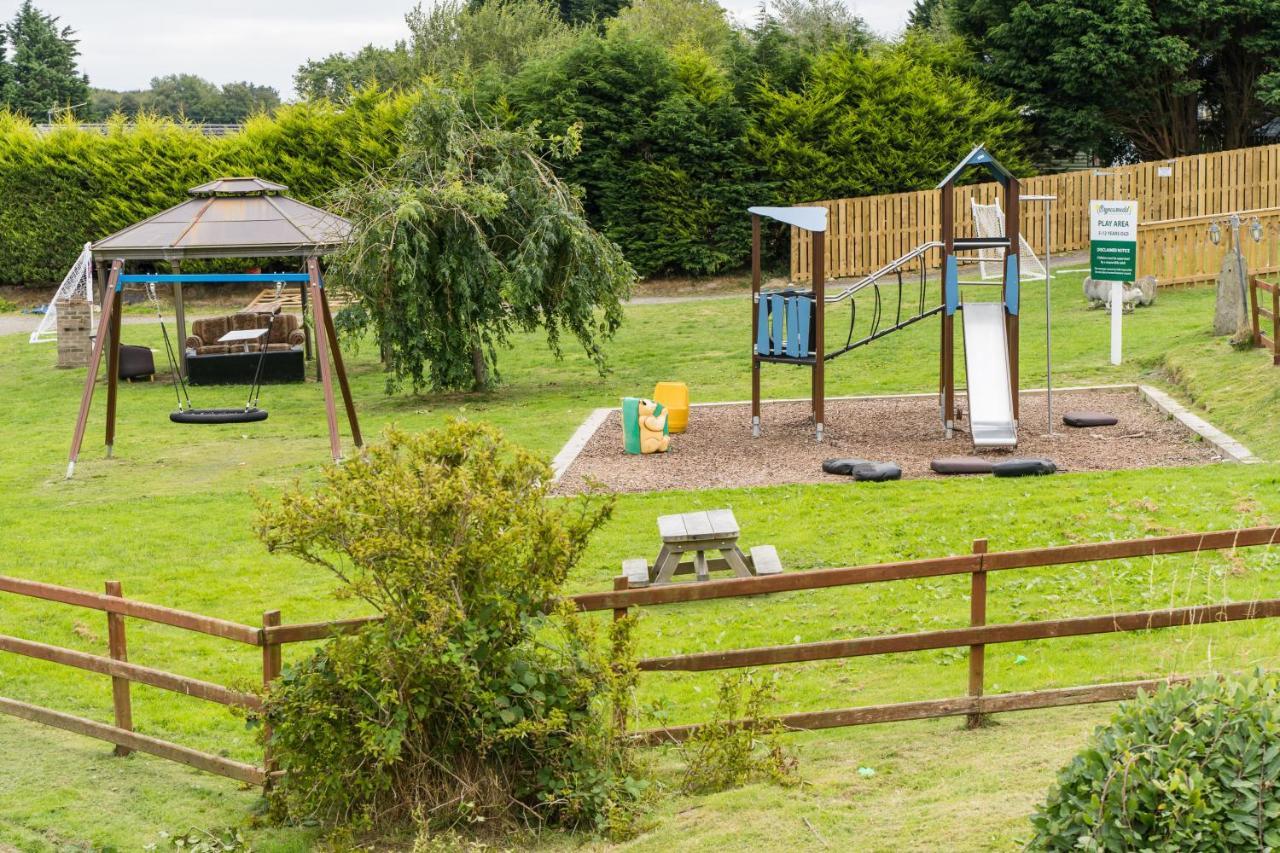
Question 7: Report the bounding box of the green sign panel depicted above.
[1089,200,1138,282]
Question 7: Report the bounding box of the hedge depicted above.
[0,88,413,285]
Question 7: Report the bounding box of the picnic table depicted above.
[623,508,782,587]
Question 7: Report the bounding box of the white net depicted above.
[970,200,1047,281]
[30,243,94,343]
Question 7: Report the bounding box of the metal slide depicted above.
[960,301,1017,448]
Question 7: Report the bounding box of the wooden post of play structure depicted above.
[940,180,956,437]
[1005,178,1021,421]
[307,257,345,463]
[751,214,762,438]
[812,230,825,441]
[67,260,123,479]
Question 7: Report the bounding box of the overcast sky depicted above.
[31,0,910,100]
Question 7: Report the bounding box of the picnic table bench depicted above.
[622,508,782,587]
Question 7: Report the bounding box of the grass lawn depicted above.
[2,271,1280,850]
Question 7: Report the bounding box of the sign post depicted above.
[1089,200,1138,365]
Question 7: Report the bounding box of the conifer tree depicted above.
[3,1,89,119]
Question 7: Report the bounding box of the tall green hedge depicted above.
[0,88,413,285]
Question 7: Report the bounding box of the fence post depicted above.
[611,576,630,735]
[261,610,282,784]
[966,539,988,730]
[105,580,133,756]
[1272,282,1279,365]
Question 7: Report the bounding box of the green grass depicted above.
[3,273,1280,850]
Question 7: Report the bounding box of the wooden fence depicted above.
[6,523,1280,782]
[1251,276,1280,365]
[792,143,1280,285]
[0,576,357,785]
[574,524,1280,743]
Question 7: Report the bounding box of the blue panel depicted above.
[756,296,769,355]
[118,273,313,283]
[796,295,812,355]
[785,296,800,357]
[770,294,785,356]
[1004,255,1020,315]
[944,256,960,315]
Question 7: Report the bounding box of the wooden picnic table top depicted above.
[657,509,740,543]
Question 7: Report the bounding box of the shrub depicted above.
[509,32,764,277]
[679,672,799,795]
[1030,671,1280,851]
[751,45,1030,204]
[256,422,645,836]
[0,88,412,285]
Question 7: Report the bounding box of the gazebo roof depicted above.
[92,177,351,261]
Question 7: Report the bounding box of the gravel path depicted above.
[555,388,1221,494]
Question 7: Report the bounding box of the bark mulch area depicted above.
[554,388,1222,495]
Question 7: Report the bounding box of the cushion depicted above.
[191,316,229,344]
[1062,410,1118,428]
[992,458,1057,477]
[823,458,869,475]
[930,456,995,475]
[851,461,902,482]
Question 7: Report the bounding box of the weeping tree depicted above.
[329,84,635,392]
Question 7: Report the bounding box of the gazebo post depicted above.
[68,260,123,478]
[104,277,123,456]
[313,261,363,449]
[172,259,187,376]
[298,277,313,361]
[307,258,344,462]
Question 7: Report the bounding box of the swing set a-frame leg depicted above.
[67,260,123,479]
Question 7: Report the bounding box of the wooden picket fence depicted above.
[4,523,1280,782]
[792,143,1280,286]
[574,525,1280,743]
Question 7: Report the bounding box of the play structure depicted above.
[750,146,1024,449]
[65,177,362,477]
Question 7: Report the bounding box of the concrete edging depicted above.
[1137,385,1260,464]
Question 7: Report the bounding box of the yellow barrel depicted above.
[652,381,689,433]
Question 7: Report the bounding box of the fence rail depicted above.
[792,143,1280,285]
[578,524,1280,744]
[4,523,1280,783]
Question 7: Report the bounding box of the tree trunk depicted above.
[471,344,488,389]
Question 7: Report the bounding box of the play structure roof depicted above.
[936,145,1017,188]
[748,206,828,232]
[91,177,351,261]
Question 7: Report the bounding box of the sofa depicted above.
[184,311,306,385]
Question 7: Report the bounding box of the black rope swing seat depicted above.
[143,278,278,425]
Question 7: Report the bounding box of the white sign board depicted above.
[1090,200,1139,366]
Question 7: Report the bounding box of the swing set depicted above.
[65,176,362,478]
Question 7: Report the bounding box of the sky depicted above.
[32,0,911,100]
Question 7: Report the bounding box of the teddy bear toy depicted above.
[622,397,670,454]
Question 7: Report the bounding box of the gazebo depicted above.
[67,177,362,477]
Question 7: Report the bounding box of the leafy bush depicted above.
[1030,672,1280,851]
[679,672,799,794]
[257,422,645,836]
[509,32,764,277]
[0,88,411,285]
[751,45,1029,204]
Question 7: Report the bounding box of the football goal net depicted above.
[29,243,94,344]
[970,200,1048,281]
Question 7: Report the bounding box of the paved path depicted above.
[0,313,169,337]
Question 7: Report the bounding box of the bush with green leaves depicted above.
[1030,671,1280,851]
[256,421,645,836]
[0,87,411,285]
[327,83,634,392]
[679,672,799,795]
[509,31,765,277]
[751,45,1029,204]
